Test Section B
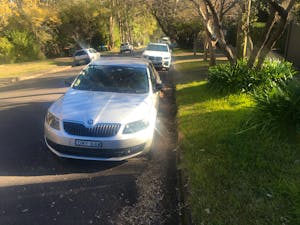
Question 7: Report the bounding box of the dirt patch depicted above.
[117,71,179,225]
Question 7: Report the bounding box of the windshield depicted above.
[72,65,149,93]
[146,44,168,52]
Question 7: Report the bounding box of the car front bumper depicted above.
[150,60,171,69]
[44,123,154,161]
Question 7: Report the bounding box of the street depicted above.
[0,57,179,225]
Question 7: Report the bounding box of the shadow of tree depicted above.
[175,80,227,105]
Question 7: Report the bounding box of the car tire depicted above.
[73,60,80,67]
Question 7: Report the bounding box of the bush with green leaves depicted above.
[208,60,258,93]
[0,37,14,64]
[247,80,300,140]
[6,30,44,62]
[258,59,296,87]
[208,59,296,94]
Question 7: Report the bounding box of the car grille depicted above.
[149,56,162,62]
[63,121,121,137]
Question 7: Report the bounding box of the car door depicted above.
[89,48,100,59]
[148,64,161,110]
[75,50,88,62]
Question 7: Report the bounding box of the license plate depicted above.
[75,139,102,148]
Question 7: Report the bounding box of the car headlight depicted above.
[46,111,60,130]
[123,119,149,134]
[142,55,148,59]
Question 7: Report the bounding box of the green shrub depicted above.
[208,59,296,94]
[248,80,300,140]
[0,37,14,64]
[7,30,44,62]
[258,59,296,88]
[208,59,257,93]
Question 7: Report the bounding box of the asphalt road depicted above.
[0,56,179,225]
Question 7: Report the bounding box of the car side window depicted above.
[151,64,161,83]
[148,66,156,92]
[75,51,85,56]
[148,64,161,92]
[90,48,97,53]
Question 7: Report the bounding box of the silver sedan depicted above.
[44,58,162,161]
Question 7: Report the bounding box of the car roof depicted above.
[147,42,168,46]
[75,48,94,52]
[90,57,149,68]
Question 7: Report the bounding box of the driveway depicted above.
[0,60,179,225]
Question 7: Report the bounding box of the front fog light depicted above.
[46,112,60,130]
[123,119,149,134]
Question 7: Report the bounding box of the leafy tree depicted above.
[0,36,13,63]
[58,0,108,48]
[0,0,15,31]
[189,0,296,68]
[146,0,202,48]
[7,30,43,62]
[248,0,296,68]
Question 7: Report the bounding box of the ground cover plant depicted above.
[248,80,300,141]
[208,59,296,94]
[175,53,300,225]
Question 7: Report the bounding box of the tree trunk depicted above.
[208,40,216,66]
[204,0,236,64]
[203,35,209,61]
[248,0,296,69]
[243,0,252,58]
[193,33,197,56]
[256,18,288,68]
[109,0,115,49]
[247,9,276,68]
[236,8,244,59]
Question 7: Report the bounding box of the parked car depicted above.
[99,44,110,51]
[142,43,172,70]
[160,37,171,46]
[73,48,100,66]
[120,42,134,53]
[44,58,163,161]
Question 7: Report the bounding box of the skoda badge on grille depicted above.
[87,119,93,125]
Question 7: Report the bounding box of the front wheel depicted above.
[72,60,79,67]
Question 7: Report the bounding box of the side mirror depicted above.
[64,79,73,87]
[156,83,163,92]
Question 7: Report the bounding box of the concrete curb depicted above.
[0,66,71,87]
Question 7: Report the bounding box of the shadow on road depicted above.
[0,99,125,177]
[0,170,138,225]
[0,69,81,93]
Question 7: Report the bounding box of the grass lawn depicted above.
[0,57,72,78]
[175,53,300,224]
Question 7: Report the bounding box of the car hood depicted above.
[50,89,152,125]
[143,50,171,58]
